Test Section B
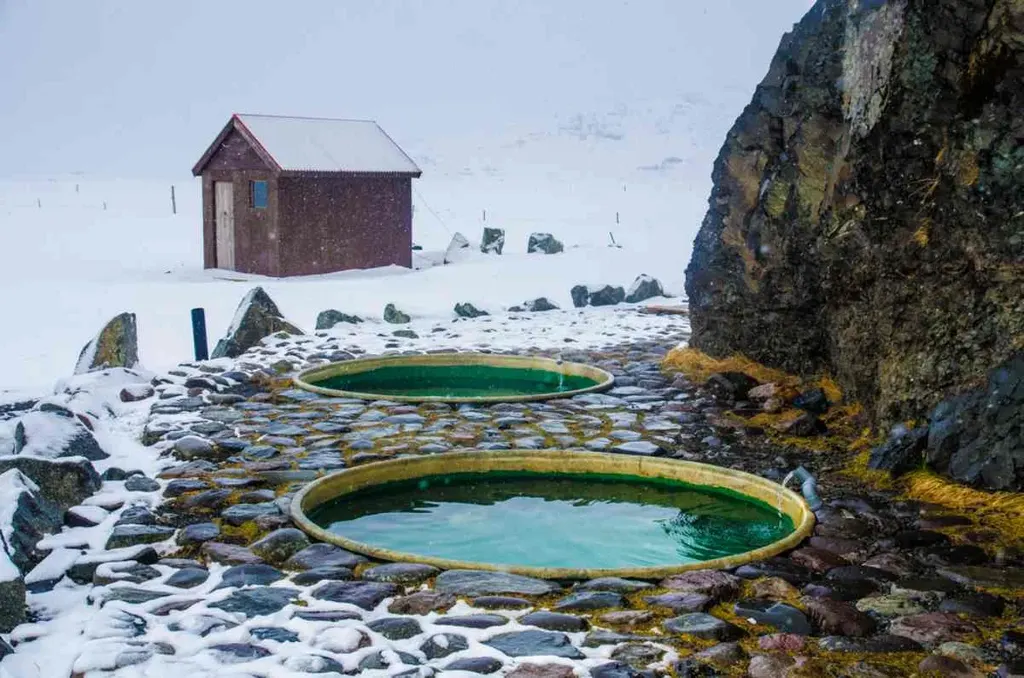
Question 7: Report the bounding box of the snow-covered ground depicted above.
[0,99,717,399]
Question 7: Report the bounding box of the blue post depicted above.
[191,308,209,361]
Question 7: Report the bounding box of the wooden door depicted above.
[214,181,235,270]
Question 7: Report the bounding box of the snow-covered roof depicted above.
[194,114,422,176]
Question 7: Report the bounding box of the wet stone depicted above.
[802,597,876,637]
[311,580,398,610]
[201,542,264,565]
[577,577,653,593]
[612,642,667,668]
[115,505,158,526]
[939,592,1005,618]
[734,600,812,635]
[888,612,978,646]
[421,633,470,660]
[818,634,923,653]
[937,566,1024,590]
[124,476,160,492]
[644,592,713,613]
[435,569,561,596]
[612,441,666,456]
[472,595,532,610]
[661,569,741,599]
[177,522,220,545]
[445,656,504,674]
[250,626,299,643]
[856,591,935,617]
[164,478,209,497]
[218,563,285,589]
[436,613,509,629]
[554,590,625,611]
[485,630,584,659]
[362,562,440,584]
[181,488,232,510]
[736,558,815,585]
[790,547,850,573]
[368,616,423,640]
[249,528,310,565]
[590,662,644,678]
[694,641,747,668]
[758,633,806,652]
[168,615,237,637]
[242,445,278,460]
[293,609,362,622]
[600,610,654,627]
[105,524,175,549]
[664,613,744,641]
[389,591,456,615]
[220,501,280,526]
[209,643,272,663]
[165,567,209,589]
[292,566,353,586]
[520,611,588,632]
[209,586,299,616]
[96,587,171,606]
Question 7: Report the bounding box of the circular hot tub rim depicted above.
[291,352,616,404]
[290,450,816,580]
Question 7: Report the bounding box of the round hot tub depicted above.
[293,353,615,404]
[290,451,815,579]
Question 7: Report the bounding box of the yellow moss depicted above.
[840,447,896,490]
[904,471,1024,551]
[913,223,930,247]
[662,348,799,387]
[818,375,844,404]
[218,519,266,545]
[957,152,980,187]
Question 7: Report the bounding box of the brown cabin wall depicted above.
[277,175,412,277]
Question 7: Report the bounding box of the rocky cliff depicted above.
[685,0,1024,486]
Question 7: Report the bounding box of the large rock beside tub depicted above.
[211,287,303,359]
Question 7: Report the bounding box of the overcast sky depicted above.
[0,0,812,178]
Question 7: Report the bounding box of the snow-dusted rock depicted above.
[571,285,626,308]
[383,303,412,324]
[315,309,363,330]
[0,469,61,575]
[74,312,139,375]
[0,456,101,511]
[0,545,24,633]
[443,231,472,264]
[527,232,564,254]
[211,287,303,359]
[625,274,666,303]
[11,409,108,461]
[510,298,560,313]
[454,302,489,319]
[481,227,505,254]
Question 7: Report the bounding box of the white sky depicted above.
[0,0,813,178]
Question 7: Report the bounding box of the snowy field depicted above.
[0,106,715,398]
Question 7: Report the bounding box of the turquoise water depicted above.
[310,472,794,569]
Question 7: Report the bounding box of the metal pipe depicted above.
[783,466,822,511]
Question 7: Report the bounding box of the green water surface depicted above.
[310,472,794,569]
[312,364,600,398]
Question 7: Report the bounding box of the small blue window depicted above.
[251,180,268,209]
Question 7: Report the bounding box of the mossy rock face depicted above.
[685,0,1024,489]
[75,312,139,374]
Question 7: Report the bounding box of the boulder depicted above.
[211,287,302,359]
[74,312,139,374]
[0,547,24,633]
[0,469,63,574]
[571,285,626,308]
[624,274,665,304]
[454,303,489,319]
[481,227,505,254]
[869,425,928,477]
[315,310,363,330]
[0,455,102,509]
[683,0,1024,465]
[527,233,564,254]
[513,298,559,313]
[13,410,108,461]
[383,303,411,324]
[443,232,472,264]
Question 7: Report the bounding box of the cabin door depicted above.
[214,181,235,270]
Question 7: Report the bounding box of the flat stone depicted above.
[311,580,398,610]
[201,542,264,565]
[937,566,1024,590]
[105,525,175,550]
[507,665,575,678]
[209,643,272,663]
[388,590,456,615]
[644,592,713,613]
[735,558,815,585]
[939,592,1005,618]
[818,634,923,653]
[694,641,746,668]
[220,501,280,526]
[445,657,504,674]
[485,630,584,659]
[856,592,933,617]
[661,569,741,598]
[520,610,588,632]
[436,613,509,629]
[583,630,657,648]
[292,566,353,586]
[888,612,978,645]
[918,655,980,677]
[124,476,160,492]
[576,577,653,593]
[165,567,209,589]
[664,613,744,641]
[748,654,797,678]
[790,546,849,573]
[367,616,422,640]
[420,633,470,660]
[612,642,667,668]
[177,522,220,545]
[249,528,311,565]
[181,488,232,510]
[612,441,666,456]
[218,563,284,589]
[734,599,812,635]
[554,590,625,611]
[283,543,367,571]
[173,436,215,459]
[472,595,532,610]
[802,597,876,637]
[114,505,158,526]
[292,609,362,622]
[362,562,439,584]
[600,610,654,627]
[826,565,898,588]
[434,569,561,597]
[250,626,300,643]
[750,577,800,600]
[758,633,807,652]
[208,586,299,616]
[96,587,171,606]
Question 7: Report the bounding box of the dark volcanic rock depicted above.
[436,613,508,629]
[367,616,422,640]
[683,0,1024,490]
[446,656,504,674]
[208,586,299,616]
[664,613,744,641]
[362,562,439,584]
[434,569,560,597]
[485,630,584,659]
[520,611,588,632]
[310,580,397,610]
[284,543,367,571]
[249,529,310,565]
[554,590,625,611]
[869,426,929,476]
[211,287,303,359]
[217,564,284,589]
[315,309,363,330]
[421,633,469,660]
